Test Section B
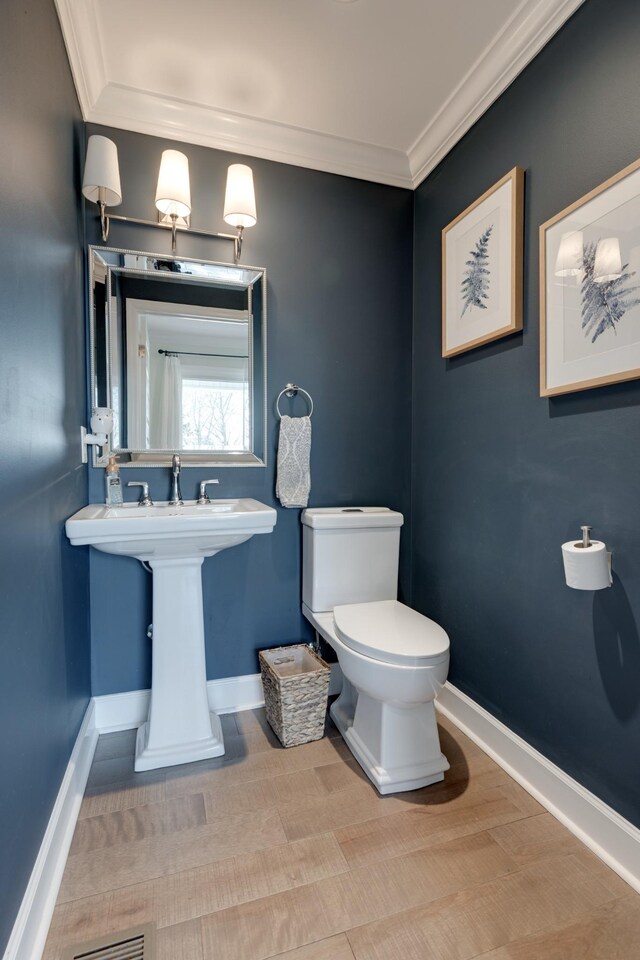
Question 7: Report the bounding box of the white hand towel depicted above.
[276,415,312,508]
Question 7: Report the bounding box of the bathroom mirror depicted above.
[89,246,267,466]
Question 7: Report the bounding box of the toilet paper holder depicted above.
[575,525,593,549]
[562,524,613,590]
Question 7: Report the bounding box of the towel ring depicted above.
[276,383,314,419]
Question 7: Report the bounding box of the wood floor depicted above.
[43,709,640,960]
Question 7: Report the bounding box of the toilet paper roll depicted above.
[561,539,612,590]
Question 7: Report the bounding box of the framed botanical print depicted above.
[442,167,524,358]
[540,156,640,396]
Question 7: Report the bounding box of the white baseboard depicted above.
[94,665,344,733]
[3,701,98,960]
[436,682,640,894]
[93,672,266,733]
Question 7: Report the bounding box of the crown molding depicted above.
[56,0,585,190]
[54,0,107,116]
[88,83,414,189]
[408,0,587,188]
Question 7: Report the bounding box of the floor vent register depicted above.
[61,925,155,960]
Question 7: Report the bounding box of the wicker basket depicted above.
[259,644,330,748]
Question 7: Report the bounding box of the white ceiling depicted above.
[55,0,585,189]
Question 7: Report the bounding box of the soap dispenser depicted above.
[105,455,123,505]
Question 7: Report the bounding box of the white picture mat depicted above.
[445,179,513,352]
[545,165,640,391]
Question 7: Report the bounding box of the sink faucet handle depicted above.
[127,481,154,506]
[172,453,181,474]
[197,479,220,505]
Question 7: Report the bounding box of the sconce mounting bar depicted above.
[97,209,245,263]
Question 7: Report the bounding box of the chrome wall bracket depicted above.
[96,210,245,262]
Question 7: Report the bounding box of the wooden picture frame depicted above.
[442,167,524,358]
[540,156,640,396]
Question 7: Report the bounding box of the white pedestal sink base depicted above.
[65,499,278,773]
[134,555,226,772]
[135,711,224,771]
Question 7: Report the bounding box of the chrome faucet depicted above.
[169,454,183,506]
[197,479,220,504]
[127,481,153,506]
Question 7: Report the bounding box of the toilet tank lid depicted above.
[301,507,404,529]
[334,600,449,665]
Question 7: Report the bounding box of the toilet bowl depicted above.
[301,507,450,795]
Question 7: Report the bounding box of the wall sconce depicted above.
[554,230,583,277]
[155,148,192,225]
[593,237,622,283]
[82,135,122,235]
[82,136,257,263]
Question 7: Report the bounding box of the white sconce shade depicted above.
[593,237,622,283]
[224,164,257,229]
[554,230,583,277]
[155,150,192,219]
[82,135,122,207]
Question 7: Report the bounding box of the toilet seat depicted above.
[333,599,449,667]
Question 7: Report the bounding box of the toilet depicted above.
[301,506,450,795]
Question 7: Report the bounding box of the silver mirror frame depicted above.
[88,245,268,468]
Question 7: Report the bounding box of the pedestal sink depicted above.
[66,499,277,771]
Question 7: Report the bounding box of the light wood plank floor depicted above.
[43,709,640,960]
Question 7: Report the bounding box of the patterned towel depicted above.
[276,415,312,508]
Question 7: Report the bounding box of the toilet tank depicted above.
[301,507,403,612]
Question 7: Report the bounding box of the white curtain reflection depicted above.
[151,353,182,449]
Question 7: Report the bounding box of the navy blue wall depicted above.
[85,125,413,695]
[0,0,90,952]
[412,0,640,827]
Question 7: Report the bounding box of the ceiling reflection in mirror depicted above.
[89,247,267,466]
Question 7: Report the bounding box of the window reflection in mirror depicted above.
[89,247,266,467]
